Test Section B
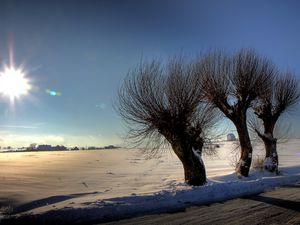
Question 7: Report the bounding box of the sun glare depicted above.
[0,66,31,101]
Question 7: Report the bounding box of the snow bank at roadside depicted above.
[2,166,300,225]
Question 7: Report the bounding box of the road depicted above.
[103,183,300,225]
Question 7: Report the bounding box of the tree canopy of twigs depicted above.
[253,72,300,125]
[197,49,274,177]
[116,57,219,185]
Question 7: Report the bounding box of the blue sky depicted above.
[0,0,300,147]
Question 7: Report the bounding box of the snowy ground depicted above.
[0,139,299,224]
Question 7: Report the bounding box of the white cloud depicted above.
[43,135,65,144]
[0,134,65,147]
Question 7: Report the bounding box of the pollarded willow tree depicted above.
[117,58,219,186]
[251,73,300,173]
[198,49,274,177]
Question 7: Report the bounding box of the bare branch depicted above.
[232,49,275,107]
[196,50,233,116]
[274,72,300,118]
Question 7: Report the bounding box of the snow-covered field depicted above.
[0,139,299,224]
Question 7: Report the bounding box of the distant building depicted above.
[37,145,53,151]
[104,145,119,149]
[52,145,67,150]
[36,145,67,151]
[227,133,237,141]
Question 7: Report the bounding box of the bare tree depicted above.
[117,58,219,185]
[197,49,274,177]
[251,73,300,173]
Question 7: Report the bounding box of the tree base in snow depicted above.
[182,149,207,186]
[264,157,279,174]
[236,159,251,177]
[185,178,207,186]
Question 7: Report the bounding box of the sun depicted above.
[0,66,31,101]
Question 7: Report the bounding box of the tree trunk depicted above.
[182,148,206,185]
[234,117,253,177]
[262,136,278,173]
[172,144,206,186]
[260,119,279,173]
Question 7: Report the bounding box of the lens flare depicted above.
[46,89,61,97]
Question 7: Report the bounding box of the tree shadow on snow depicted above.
[11,192,98,214]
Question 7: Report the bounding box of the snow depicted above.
[263,157,274,168]
[192,147,204,166]
[0,139,300,223]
